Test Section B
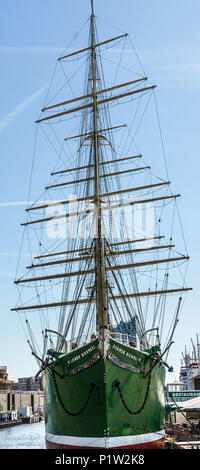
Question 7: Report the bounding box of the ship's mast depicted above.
[90,0,109,345]
[12,1,192,358]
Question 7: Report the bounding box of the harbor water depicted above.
[0,421,45,449]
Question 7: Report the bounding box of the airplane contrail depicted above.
[0,82,49,133]
[0,46,62,53]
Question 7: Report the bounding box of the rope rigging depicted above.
[12,4,191,364]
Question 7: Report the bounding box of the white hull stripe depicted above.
[46,430,165,448]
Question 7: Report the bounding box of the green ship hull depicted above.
[44,337,165,449]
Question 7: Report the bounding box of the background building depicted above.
[0,366,44,416]
[110,316,137,345]
[13,376,43,392]
[0,366,14,392]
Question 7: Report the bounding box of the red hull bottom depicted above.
[46,437,165,449]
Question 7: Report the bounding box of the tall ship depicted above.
[12,1,192,449]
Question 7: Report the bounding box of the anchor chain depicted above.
[114,359,153,415]
[51,367,96,416]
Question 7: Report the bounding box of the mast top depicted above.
[91,0,94,16]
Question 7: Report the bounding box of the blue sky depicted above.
[0,0,199,381]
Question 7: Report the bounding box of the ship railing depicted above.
[67,333,97,351]
[64,332,136,352]
[110,332,136,347]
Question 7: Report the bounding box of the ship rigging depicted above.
[12,0,192,449]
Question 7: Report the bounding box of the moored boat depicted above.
[12,0,192,449]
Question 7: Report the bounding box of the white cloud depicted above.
[103,44,200,89]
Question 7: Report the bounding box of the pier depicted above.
[0,366,44,427]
